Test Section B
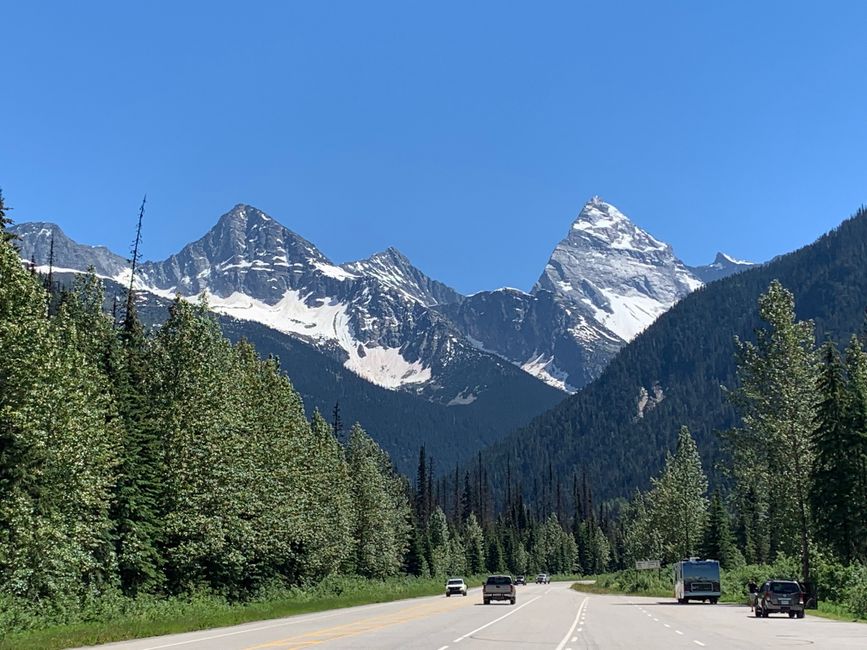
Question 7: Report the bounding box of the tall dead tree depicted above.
[124,195,146,330]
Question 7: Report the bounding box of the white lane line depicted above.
[653,617,659,622]
[676,630,684,635]
[437,646,449,650]
[664,623,671,628]
[571,637,578,642]
[693,642,706,647]
[555,596,589,650]
[453,596,541,643]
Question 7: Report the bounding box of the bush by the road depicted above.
[575,556,867,621]
[0,574,487,650]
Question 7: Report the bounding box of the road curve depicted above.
[76,582,866,649]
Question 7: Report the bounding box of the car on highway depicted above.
[445,577,468,597]
[483,575,516,605]
[754,579,805,618]
[515,575,526,585]
[535,573,550,584]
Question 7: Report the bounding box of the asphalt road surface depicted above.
[80,582,866,650]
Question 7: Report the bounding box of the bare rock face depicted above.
[12,198,752,398]
[439,197,705,392]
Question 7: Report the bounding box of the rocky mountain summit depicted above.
[11,198,754,397]
[688,252,756,283]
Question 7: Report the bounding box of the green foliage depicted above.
[0,574,464,649]
[0,238,117,600]
[463,513,486,574]
[0,189,13,242]
[623,426,708,564]
[346,424,412,579]
[701,491,743,569]
[727,281,817,578]
[480,206,867,507]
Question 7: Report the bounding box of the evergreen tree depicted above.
[346,424,411,578]
[728,281,818,579]
[811,341,858,562]
[463,513,486,574]
[485,533,505,573]
[842,336,867,562]
[701,491,743,569]
[0,238,117,598]
[0,189,13,242]
[427,506,451,576]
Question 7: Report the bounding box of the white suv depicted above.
[446,578,468,597]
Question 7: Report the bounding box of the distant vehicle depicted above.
[515,575,526,585]
[445,578,468,597]
[754,580,805,618]
[535,573,550,584]
[674,559,721,604]
[483,575,516,605]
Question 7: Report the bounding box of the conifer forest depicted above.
[2,189,867,631]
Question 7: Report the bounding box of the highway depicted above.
[79,582,866,650]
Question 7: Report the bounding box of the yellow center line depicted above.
[244,594,476,650]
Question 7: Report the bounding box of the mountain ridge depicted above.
[11,199,753,398]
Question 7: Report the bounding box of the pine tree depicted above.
[415,446,429,524]
[427,507,451,576]
[464,513,486,574]
[842,336,867,562]
[810,341,858,562]
[701,491,742,568]
[0,189,13,242]
[485,533,505,573]
[728,281,818,579]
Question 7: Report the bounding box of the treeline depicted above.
[475,205,867,506]
[405,446,617,578]
[0,198,412,603]
[0,194,610,616]
[615,281,867,612]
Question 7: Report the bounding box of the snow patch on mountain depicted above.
[520,354,576,393]
[192,289,432,389]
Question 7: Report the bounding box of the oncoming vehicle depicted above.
[445,578,468,597]
[674,559,721,604]
[535,573,550,584]
[483,575,516,605]
[515,575,526,585]
[755,580,805,618]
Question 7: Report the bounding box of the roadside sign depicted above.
[635,559,661,570]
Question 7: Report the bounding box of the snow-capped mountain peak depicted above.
[570,196,668,254]
[716,252,752,266]
[688,251,757,283]
[534,197,702,343]
[342,247,463,307]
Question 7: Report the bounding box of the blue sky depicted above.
[2,1,866,294]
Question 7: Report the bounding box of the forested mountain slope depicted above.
[50,272,560,474]
[483,205,867,503]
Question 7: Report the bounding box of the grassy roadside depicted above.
[0,576,488,650]
[570,577,865,624]
[570,579,671,599]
